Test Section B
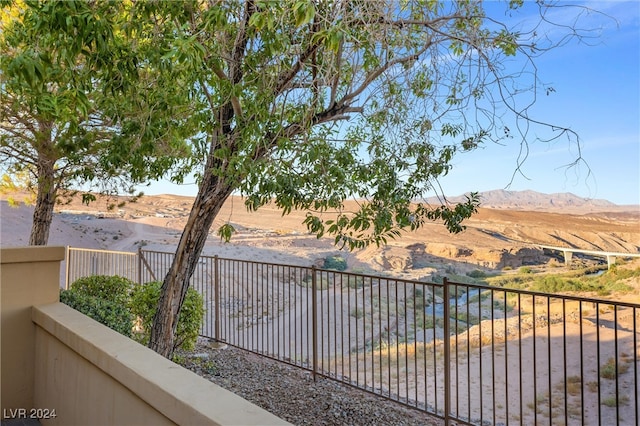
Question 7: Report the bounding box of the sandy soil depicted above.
[2,191,639,276]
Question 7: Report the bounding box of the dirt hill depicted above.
[1,190,639,275]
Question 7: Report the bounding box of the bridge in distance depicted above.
[536,245,640,269]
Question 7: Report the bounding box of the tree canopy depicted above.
[2,0,602,357]
[119,0,599,357]
[0,0,194,244]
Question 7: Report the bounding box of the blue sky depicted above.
[142,1,639,206]
[435,1,640,205]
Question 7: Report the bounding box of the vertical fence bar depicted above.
[635,306,638,424]
[443,277,451,426]
[64,246,70,289]
[580,300,585,425]
[518,293,523,426]
[504,290,509,424]
[214,255,220,342]
[614,304,620,424]
[596,303,602,425]
[137,247,142,285]
[547,296,552,422]
[467,287,472,422]
[311,265,318,381]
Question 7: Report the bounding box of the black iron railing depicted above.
[65,246,639,425]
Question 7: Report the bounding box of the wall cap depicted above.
[1,246,65,264]
[33,302,290,426]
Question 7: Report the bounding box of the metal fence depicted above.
[65,247,139,289]
[65,247,639,426]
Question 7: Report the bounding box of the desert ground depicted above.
[2,190,639,279]
[1,191,639,425]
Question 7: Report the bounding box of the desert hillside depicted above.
[432,189,635,213]
[1,190,638,278]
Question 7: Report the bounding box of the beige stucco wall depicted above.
[1,246,65,412]
[33,303,288,426]
[2,246,289,425]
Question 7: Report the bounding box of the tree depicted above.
[0,1,194,245]
[120,0,600,358]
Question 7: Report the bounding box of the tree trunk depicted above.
[29,157,57,246]
[148,167,234,358]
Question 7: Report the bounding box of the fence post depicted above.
[311,265,318,382]
[443,277,451,426]
[91,253,97,276]
[65,246,70,289]
[214,255,220,342]
[137,247,142,285]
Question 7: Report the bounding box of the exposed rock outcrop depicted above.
[423,243,546,269]
[371,246,413,271]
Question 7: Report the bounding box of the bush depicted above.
[69,275,135,305]
[130,281,205,352]
[60,289,134,337]
[323,255,347,271]
[466,269,487,279]
[530,276,585,293]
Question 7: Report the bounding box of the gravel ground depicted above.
[177,340,443,426]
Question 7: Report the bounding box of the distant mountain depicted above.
[428,189,633,213]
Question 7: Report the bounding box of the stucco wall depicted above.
[1,246,65,412]
[33,303,288,426]
[1,247,289,425]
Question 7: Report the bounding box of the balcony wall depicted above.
[1,246,289,426]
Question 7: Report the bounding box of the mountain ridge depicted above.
[430,189,638,213]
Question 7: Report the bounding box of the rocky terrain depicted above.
[2,190,638,279]
[1,190,638,273]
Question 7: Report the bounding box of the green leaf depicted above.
[217,223,236,242]
[293,1,315,27]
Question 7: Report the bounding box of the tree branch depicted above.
[340,41,432,107]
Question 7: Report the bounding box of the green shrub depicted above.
[60,289,134,337]
[600,357,629,380]
[602,395,629,407]
[69,275,135,305]
[350,307,365,319]
[323,255,347,271]
[531,276,585,293]
[466,269,487,279]
[130,281,205,352]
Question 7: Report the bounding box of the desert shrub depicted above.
[130,281,205,351]
[592,267,639,287]
[350,307,365,319]
[602,395,629,407]
[69,275,135,305]
[530,276,585,293]
[323,255,347,271]
[565,375,582,396]
[60,289,134,337]
[600,357,629,380]
[466,269,487,279]
[431,274,444,284]
[519,266,534,274]
[454,311,479,325]
[446,273,479,285]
